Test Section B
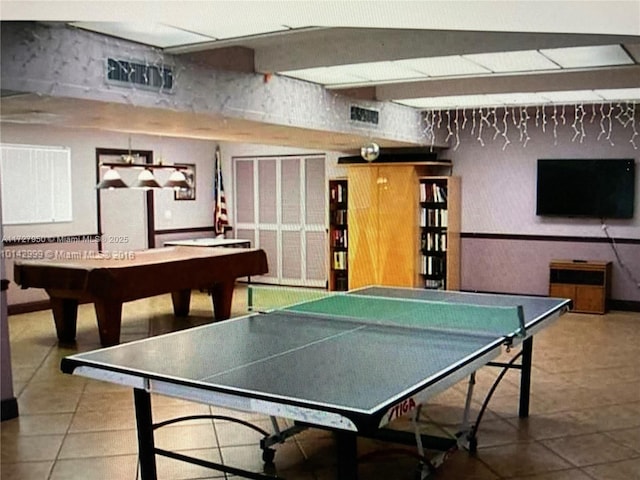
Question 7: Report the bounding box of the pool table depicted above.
[13,246,268,347]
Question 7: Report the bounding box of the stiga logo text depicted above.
[387,397,417,422]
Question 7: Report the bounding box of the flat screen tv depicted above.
[536,158,635,219]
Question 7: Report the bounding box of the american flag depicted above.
[213,146,229,235]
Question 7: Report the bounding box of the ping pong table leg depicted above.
[335,431,358,479]
[518,337,533,418]
[134,388,158,480]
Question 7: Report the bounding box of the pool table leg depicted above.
[210,280,234,320]
[94,301,123,347]
[171,289,192,317]
[49,297,78,344]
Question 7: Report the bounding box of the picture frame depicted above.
[174,163,196,200]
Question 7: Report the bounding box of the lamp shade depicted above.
[134,168,162,189]
[164,169,190,189]
[97,167,128,189]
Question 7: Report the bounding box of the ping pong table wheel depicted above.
[262,447,276,464]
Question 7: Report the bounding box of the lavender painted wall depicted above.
[442,106,640,302]
[462,237,638,300]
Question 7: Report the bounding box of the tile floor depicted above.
[2,286,639,480]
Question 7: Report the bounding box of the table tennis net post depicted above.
[248,286,526,340]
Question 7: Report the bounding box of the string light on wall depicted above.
[423,101,639,151]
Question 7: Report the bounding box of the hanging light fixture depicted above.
[97,167,128,189]
[134,168,162,189]
[96,136,192,189]
[164,169,190,189]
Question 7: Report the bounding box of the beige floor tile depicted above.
[16,381,84,415]
[0,461,54,480]
[215,418,274,447]
[570,402,640,432]
[583,458,640,480]
[0,434,65,463]
[472,417,530,448]
[604,426,640,453]
[48,454,139,480]
[597,380,640,405]
[542,432,639,467]
[527,385,615,413]
[155,423,218,451]
[291,434,336,474]
[219,443,279,477]
[75,389,135,412]
[506,411,600,440]
[57,430,139,459]
[568,366,640,388]
[68,407,136,433]
[0,413,73,436]
[477,441,571,477]
[432,451,500,479]
[508,468,596,480]
[155,448,225,479]
[357,454,426,480]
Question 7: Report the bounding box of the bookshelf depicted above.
[418,176,460,290]
[328,179,349,291]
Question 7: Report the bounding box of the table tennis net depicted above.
[248,286,525,339]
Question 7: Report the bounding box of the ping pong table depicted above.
[61,286,570,479]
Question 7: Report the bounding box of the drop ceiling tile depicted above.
[534,90,604,103]
[488,92,549,105]
[593,87,640,101]
[338,61,427,82]
[397,94,492,109]
[399,56,492,77]
[464,50,560,73]
[283,67,367,85]
[540,45,634,68]
[71,22,213,48]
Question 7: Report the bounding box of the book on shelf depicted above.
[424,279,445,289]
[331,183,347,204]
[332,229,348,248]
[421,232,447,252]
[420,208,448,227]
[333,251,348,270]
[420,255,445,276]
[420,182,448,203]
[333,209,347,225]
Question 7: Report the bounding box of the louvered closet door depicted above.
[233,155,326,287]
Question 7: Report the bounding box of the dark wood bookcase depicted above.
[418,176,460,290]
[328,179,348,291]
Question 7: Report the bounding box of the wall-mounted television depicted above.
[536,158,636,219]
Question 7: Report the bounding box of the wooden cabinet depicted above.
[343,163,460,291]
[549,260,612,314]
[347,165,419,289]
[328,179,348,291]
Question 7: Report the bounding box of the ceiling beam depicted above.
[252,28,640,73]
